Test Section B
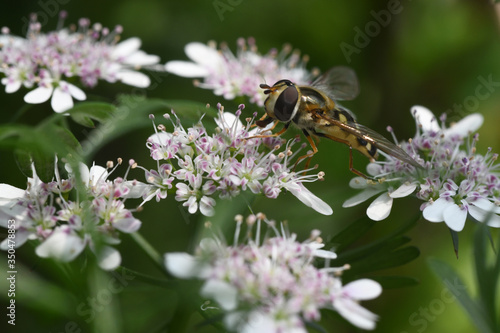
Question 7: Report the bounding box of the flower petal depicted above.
[112,37,141,58]
[390,182,417,198]
[185,42,222,68]
[343,279,382,300]
[422,198,451,222]
[164,252,201,278]
[443,203,467,231]
[411,105,439,132]
[113,217,142,233]
[24,86,53,104]
[334,298,378,330]
[468,206,500,227]
[96,246,121,270]
[444,113,483,139]
[68,83,86,101]
[288,183,333,215]
[165,60,209,77]
[201,279,238,311]
[116,70,151,88]
[343,188,383,208]
[470,198,500,214]
[51,86,74,113]
[366,192,393,221]
[0,184,25,206]
[35,227,85,262]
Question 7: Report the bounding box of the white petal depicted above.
[124,51,160,66]
[0,184,25,206]
[51,87,74,113]
[89,164,108,186]
[422,198,451,222]
[390,183,417,198]
[96,246,121,270]
[443,204,467,232]
[348,177,370,189]
[444,113,483,139]
[313,249,338,259]
[343,279,382,300]
[116,70,150,88]
[165,60,210,77]
[334,298,378,330]
[468,206,500,227]
[288,183,333,215]
[0,229,30,250]
[35,228,85,262]
[199,196,216,216]
[215,112,244,131]
[470,198,500,214]
[343,188,383,208]
[24,86,54,104]
[201,279,238,311]
[185,42,222,68]
[164,252,201,278]
[113,217,142,233]
[123,181,152,199]
[67,83,86,101]
[366,192,393,221]
[411,105,439,132]
[112,37,141,57]
[5,80,21,93]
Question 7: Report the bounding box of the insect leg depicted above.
[320,133,373,179]
[294,130,318,170]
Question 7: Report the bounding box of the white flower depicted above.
[343,105,499,232]
[35,226,86,262]
[24,79,86,113]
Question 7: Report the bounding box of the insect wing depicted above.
[311,66,359,101]
[316,112,422,169]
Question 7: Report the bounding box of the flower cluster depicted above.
[165,38,313,106]
[0,158,144,270]
[139,104,332,216]
[165,213,382,332]
[343,106,500,232]
[0,12,160,112]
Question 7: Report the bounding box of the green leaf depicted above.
[428,258,493,333]
[68,102,117,127]
[325,214,376,252]
[369,276,419,289]
[347,245,420,276]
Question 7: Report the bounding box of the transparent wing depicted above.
[316,113,422,169]
[311,66,359,101]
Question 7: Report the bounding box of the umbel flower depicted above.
[0,158,144,270]
[165,38,313,106]
[139,104,332,216]
[0,12,160,112]
[343,106,500,232]
[165,213,382,332]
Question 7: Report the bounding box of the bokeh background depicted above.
[1,0,500,332]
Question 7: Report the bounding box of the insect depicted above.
[256,66,422,178]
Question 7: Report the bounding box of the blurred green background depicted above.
[1,0,500,332]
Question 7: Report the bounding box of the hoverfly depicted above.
[256,66,422,178]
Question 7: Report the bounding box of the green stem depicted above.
[129,231,165,274]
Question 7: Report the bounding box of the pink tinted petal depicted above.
[367,192,393,221]
[24,86,53,104]
[443,204,467,231]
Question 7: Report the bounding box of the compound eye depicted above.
[274,86,299,122]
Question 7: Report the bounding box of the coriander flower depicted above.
[0,158,145,270]
[165,38,313,106]
[0,12,160,112]
[165,214,382,332]
[140,104,332,215]
[343,105,500,231]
